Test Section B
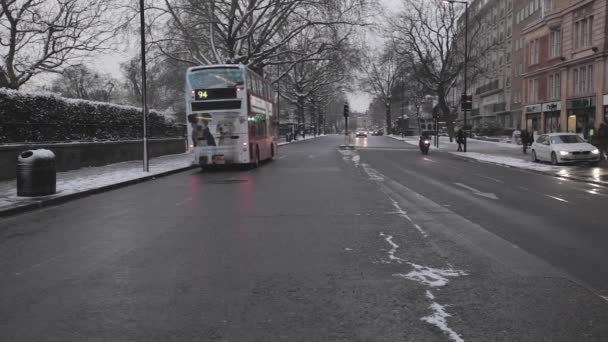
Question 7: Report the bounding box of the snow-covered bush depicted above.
[0,88,184,143]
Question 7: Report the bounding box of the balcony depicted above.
[475,80,500,95]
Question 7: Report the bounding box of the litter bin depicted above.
[17,149,56,197]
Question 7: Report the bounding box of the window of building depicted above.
[524,6,528,17]
[507,15,512,36]
[574,16,593,49]
[573,64,594,95]
[534,0,539,11]
[528,78,539,103]
[548,73,560,99]
[549,30,561,58]
[507,0,512,11]
[529,39,539,65]
[544,0,553,13]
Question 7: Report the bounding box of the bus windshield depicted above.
[188,68,243,89]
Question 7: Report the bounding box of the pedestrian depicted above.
[521,129,529,154]
[456,129,465,152]
[598,122,608,160]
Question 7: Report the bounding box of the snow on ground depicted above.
[422,291,465,342]
[278,134,325,146]
[395,263,468,287]
[450,152,560,172]
[379,232,406,264]
[0,153,193,210]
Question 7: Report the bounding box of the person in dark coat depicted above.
[598,122,608,160]
[521,129,530,154]
[456,129,465,152]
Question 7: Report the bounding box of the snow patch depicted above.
[379,232,405,263]
[395,263,468,287]
[421,291,465,342]
[450,152,560,172]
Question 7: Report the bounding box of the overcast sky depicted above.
[80,0,403,113]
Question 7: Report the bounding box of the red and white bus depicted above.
[185,64,278,168]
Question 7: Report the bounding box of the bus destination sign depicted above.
[193,88,237,101]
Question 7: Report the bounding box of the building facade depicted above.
[520,0,608,138]
[453,0,516,131]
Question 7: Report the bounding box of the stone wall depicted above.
[0,138,186,181]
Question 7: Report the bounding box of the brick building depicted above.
[520,0,608,138]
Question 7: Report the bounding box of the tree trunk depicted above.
[385,104,392,134]
[437,95,455,142]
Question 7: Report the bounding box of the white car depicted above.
[531,133,600,165]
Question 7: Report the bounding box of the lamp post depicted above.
[139,0,149,171]
[445,0,469,152]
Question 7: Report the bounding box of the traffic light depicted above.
[461,94,472,110]
[343,103,349,117]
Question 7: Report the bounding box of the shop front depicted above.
[542,101,561,133]
[566,97,595,139]
[525,104,541,135]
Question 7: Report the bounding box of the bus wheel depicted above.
[252,146,260,168]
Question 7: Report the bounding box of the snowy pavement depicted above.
[278,134,325,146]
[388,135,608,185]
[0,153,194,215]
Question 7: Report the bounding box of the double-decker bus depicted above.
[185,64,278,168]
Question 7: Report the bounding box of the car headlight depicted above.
[424,140,430,144]
[591,149,600,155]
[559,151,569,156]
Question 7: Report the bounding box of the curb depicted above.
[0,165,198,218]
[449,153,607,187]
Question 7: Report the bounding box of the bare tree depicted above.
[145,0,371,73]
[360,45,403,134]
[0,0,118,89]
[389,0,493,137]
[50,65,116,102]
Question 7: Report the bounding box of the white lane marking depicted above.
[600,295,608,303]
[473,173,504,183]
[544,194,569,203]
[276,155,286,160]
[421,290,465,342]
[344,247,353,251]
[379,232,405,263]
[388,197,428,237]
[454,182,499,200]
[423,157,437,163]
[517,186,529,191]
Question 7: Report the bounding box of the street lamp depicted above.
[139,0,149,172]
[445,0,469,152]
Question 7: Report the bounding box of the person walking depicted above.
[521,129,530,154]
[456,129,465,152]
[598,122,608,160]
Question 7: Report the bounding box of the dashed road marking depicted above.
[544,194,569,203]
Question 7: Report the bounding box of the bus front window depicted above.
[188,68,243,89]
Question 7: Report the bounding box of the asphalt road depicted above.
[1,135,607,341]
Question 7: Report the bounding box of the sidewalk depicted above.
[278,134,325,146]
[0,153,195,217]
[388,135,608,186]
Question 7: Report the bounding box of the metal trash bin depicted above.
[17,149,56,197]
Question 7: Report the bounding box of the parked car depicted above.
[531,133,600,165]
[371,129,384,136]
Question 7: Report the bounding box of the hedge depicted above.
[0,88,184,144]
